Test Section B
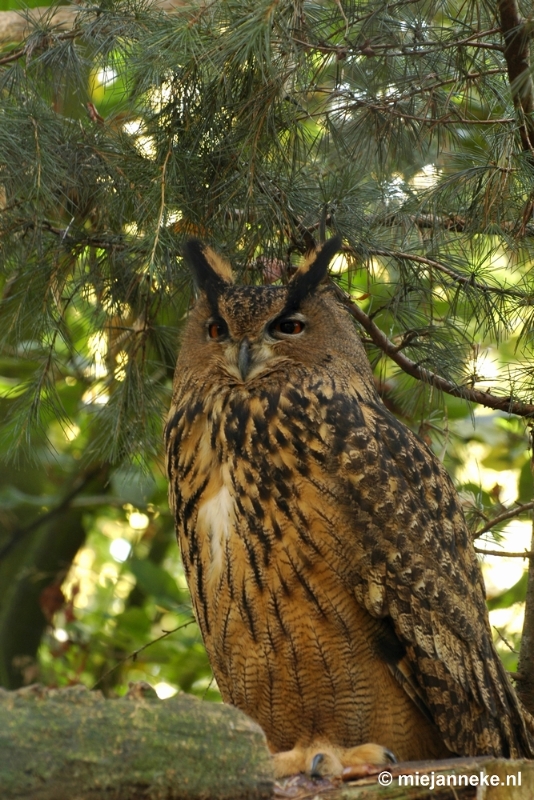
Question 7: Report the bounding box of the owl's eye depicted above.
[207,319,228,340]
[272,318,305,336]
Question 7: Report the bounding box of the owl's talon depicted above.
[310,753,325,778]
[310,753,323,777]
[273,741,393,778]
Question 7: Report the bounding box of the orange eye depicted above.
[208,320,227,339]
[274,319,304,335]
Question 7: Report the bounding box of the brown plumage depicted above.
[165,238,534,776]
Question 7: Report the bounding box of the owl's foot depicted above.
[272,741,396,779]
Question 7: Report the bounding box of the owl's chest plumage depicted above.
[167,379,337,609]
[166,377,436,755]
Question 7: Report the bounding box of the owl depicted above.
[165,238,534,777]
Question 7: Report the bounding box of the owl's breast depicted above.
[167,381,442,753]
[168,379,348,580]
[196,481,236,583]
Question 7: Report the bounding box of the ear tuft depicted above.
[284,236,342,312]
[203,246,234,284]
[183,239,233,310]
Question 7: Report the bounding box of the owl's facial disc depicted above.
[204,301,308,382]
[183,238,343,383]
[235,313,306,380]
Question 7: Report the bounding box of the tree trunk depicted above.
[0,466,109,689]
[516,434,534,714]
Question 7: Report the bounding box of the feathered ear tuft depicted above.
[284,236,342,312]
[183,239,234,311]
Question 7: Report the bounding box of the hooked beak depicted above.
[238,337,251,381]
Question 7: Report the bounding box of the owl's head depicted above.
[176,237,374,391]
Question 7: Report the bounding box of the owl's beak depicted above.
[238,337,251,380]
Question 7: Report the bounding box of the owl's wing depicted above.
[331,390,534,758]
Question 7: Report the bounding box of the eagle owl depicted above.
[165,238,534,776]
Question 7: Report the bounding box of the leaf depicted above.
[487,573,528,611]
[111,465,156,505]
[115,606,152,638]
[481,445,517,471]
[518,460,534,504]
[128,558,185,610]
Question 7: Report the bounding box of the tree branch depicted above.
[91,619,196,690]
[366,246,526,298]
[0,5,77,47]
[498,0,534,153]
[0,466,105,561]
[292,27,504,57]
[379,213,534,240]
[476,548,534,557]
[0,0,191,46]
[332,282,534,417]
[516,433,534,714]
[473,501,534,538]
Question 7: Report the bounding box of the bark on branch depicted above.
[498,0,534,153]
[0,684,273,800]
[332,284,534,418]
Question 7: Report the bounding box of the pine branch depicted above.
[332,283,534,418]
[0,5,78,47]
[378,213,534,238]
[0,28,79,66]
[292,26,503,57]
[308,92,515,125]
[316,67,508,119]
[473,501,534,539]
[358,32,505,57]
[366,247,526,299]
[148,142,173,270]
[324,105,516,126]
[0,0,191,45]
